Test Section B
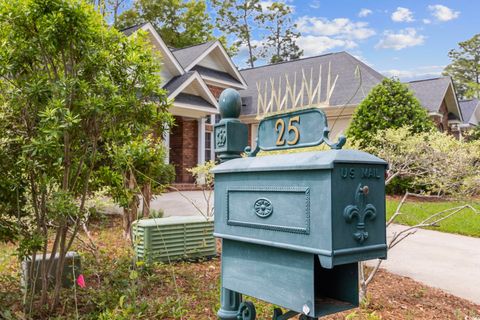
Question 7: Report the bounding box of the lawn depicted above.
[386,197,480,238]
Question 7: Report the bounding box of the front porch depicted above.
[167,115,216,184]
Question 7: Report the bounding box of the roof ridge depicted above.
[119,22,148,33]
[239,52,341,72]
[407,76,449,84]
[342,52,384,81]
[172,40,217,52]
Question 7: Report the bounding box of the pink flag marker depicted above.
[76,274,86,288]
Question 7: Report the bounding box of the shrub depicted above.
[347,78,435,147]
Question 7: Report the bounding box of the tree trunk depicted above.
[142,182,152,218]
[123,173,139,239]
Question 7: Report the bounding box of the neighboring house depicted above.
[459,98,480,131]
[122,23,246,184]
[406,77,463,137]
[239,52,467,147]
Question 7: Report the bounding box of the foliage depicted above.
[443,34,480,99]
[362,127,480,196]
[211,0,263,67]
[347,78,435,146]
[469,125,480,140]
[104,136,175,237]
[257,2,303,64]
[184,160,216,218]
[0,0,170,311]
[116,0,216,49]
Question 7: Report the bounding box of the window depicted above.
[205,131,212,161]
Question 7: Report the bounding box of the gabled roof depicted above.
[173,41,247,89]
[164,71,219,113]
[172,41,217,69]
[459,99,480,124]
[121,22,185,77]
[407,76,463,121]
[239,51,384,116]
[121,23,148,36]
[407,77,451,113]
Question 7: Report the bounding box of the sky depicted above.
[232,0,478,81]
[119,1,478,82]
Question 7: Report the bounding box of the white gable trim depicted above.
[140,23,185,76]
[445,80,463,120]
[183,41,247,89]
[202,75,246,90]
[168,72,219,110]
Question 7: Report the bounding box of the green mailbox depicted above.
[213,89,387,320]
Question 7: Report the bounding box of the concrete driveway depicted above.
[375,224,480,304]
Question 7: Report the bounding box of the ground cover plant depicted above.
[0,215,479,319]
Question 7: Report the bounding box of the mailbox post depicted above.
[213,89,387,320]
[214,89,248,320]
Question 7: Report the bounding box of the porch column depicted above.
[197,117,206,165]
[163,125,170,164]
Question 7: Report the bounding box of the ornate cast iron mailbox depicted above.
[213,89,387,320]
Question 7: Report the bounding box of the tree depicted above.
[258,2,302,64]
[106,136,175,239]
[116,0,215,48]
[212,0,263,67]
[0,0,171,312]
[443,34,480,99]
[347,78,435,146]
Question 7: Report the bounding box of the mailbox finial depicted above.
[219,88,242,121]
[214,89,248,163]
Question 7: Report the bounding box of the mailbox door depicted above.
[330,163,387,265]
[214,170,333,256]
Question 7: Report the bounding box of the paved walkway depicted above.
[111,191,480,304]
[376,224,480,304]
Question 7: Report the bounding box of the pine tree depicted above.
[258,2,303,64]
[211,0,262,68]
[443,34,480,99]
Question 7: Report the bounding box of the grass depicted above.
[386,197,480,238]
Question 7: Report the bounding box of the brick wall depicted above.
[170,116,198,183]
[207,85,224,99]
[431,99,451,134]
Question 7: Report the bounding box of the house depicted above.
[122,23,246,184]
[459,98,480,131]
[406,77,463,136]
[123,23,474,184]
[238,52,468,147]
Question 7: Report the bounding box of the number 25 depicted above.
[275,116,300,146]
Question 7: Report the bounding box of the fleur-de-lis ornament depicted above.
[343,183,377,243]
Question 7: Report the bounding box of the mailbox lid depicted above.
[211,150,387,174]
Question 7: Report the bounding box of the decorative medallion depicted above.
[216,127,226,148]
[343,183,377,243]
[254,198,273,218]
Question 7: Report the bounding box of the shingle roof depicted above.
[172,41,216,69]
[459,99,479,124]
[120,23,148,36]
[191,65,239,84]
[174,93,216,110]
[163,71,196,95]
[406,77,451,113]
[239,52,385,116]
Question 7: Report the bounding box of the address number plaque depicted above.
[246,108,346,157]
